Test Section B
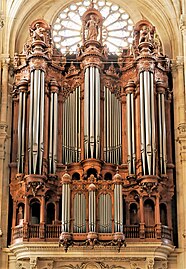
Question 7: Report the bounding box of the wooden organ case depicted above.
[10,5,175,252]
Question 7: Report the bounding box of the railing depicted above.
[12,226,23,240]
[161,225,173,241]
[12,223,173,243]
[145,225,156,238]
[29,224,40,238]
[45,224,61,238]
[124,225,139,238]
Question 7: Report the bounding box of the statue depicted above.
[102,44,109,58]
[30,23,46,42]
[139,25,152,43]
[86,15,98,40]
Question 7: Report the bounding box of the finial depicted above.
[90,0,94,8]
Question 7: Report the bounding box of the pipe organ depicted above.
[28,69,45,175]
[84,67,100,159]
[62,86,81,164]
[104,87,122,164]
[10,8,175,253]
[139,71,156,175]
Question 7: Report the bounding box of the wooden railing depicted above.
[12,224,173,243]
[124,225,139,238]
[45,224,62,238]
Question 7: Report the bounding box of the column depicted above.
[155,195,161,239]
[139,195,145,238]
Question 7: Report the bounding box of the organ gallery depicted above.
[7,2,176,268]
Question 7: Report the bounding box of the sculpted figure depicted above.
[30,23,46,42]
[139,25,151,43]
[86,15,98,40]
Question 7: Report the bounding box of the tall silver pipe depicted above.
[74,88,78,162]
[150,73,156,175]
[49,93,54,173]
[104,87,107,160]
[106,88,110,162]
[127,94,132,173]
[158,94,163,174]
[33,70,40,174]
[96,68,100,159]
[28,71,34,174]
[131,93,135,173]
[18,91,23,172]
[90,67,94,158]
[114,185,117,231]
[144,71,152,174]
[53,92,58,173]
[161,93,167,174]
[78,86,81,161]
[140,72,146,174]
[39,71,45,174]
[84,68,89,159]
[62,184,65,232]
[21,92,26,173]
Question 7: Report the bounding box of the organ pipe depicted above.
[49,85,58,174]
[126,83,136,175]
[99,194,112,233]
[84,66,100,159]
[88,184,96,232]
[62,87,81,164]
[74,193,86,233]
[61,179,71,232]
[104,87,122,164]
[28,69,45,174]
[158,90,167,174]
[114,183,123,233]
[140,71,156,175]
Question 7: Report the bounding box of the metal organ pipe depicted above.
[140,71,156,175]
[104,87,122,164]
[126,81,136,175]
[84,66,100,159]
[157,83,167,175]
[62,87,81,164]
[28,69,45,174]
[18,91,23,172]
[114,183,123,233]
[49,82,58,174]
[61,180,71,233]
[88,185,96,232]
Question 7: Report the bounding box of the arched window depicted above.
[30,199,40,224]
